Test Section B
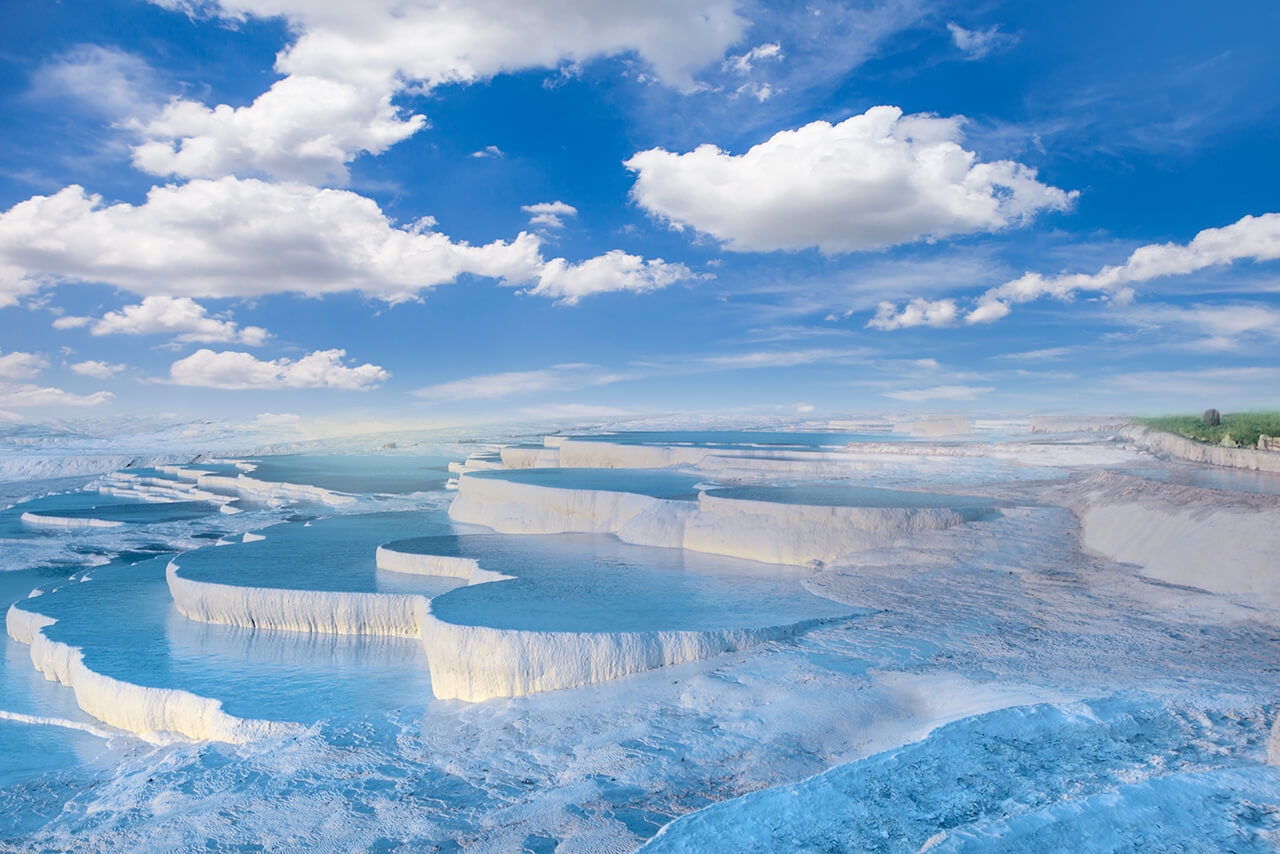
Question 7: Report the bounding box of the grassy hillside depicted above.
[1135,412,1280,449]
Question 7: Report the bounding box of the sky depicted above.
[0,0,1278,427]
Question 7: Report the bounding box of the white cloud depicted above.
[734,81,779,102]
[997,347,1071,361]
[867,298,958,330]
[0,351,49,380]
[57,296,268,345]
[723,43,782,74]
[0,178,544,303]
[1123,302,1280,350]
[884,384,994,402]
[946,22,1018,60]
[168,348,388,390]
[132,75,425,184]
[31,45,161,120]
[413,363,615,401]
[967,212,1280,323]
[697,348,863,369]
[138,0,748,181]
[70,360,127,379]
[625,106,1076,253]
[516,403,632,419]
[0,384,112,408]
[0,264,40,309]
[521,250,695,304]
[521,201,578,230]
[471,145,505,159]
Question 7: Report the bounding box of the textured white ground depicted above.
[0,426,1277,852]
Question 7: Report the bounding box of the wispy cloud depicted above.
[946,22,1018,60]
[883,384,994,402]
[412,364,618,402]
[871,212,1280,328]
[70,360,127,379]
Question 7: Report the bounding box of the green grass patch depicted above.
[1135,412,1280,449]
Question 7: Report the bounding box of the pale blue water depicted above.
[171,510,459,595]
[396,533,856,632]
[13,555,433,724]
[706,485,997,510]
[466,468,707,500]
[4,491,221,530]
[243,453,455,495]
[1120,461,1280,496]
[570,430,903,448]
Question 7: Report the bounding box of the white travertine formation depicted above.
[420,608,839,702]
[1069,472,1280,601]
[557,439,711,469]
[96,471,234,505]
[448,474,985,567]
[374,546,513,585]
[447,474,690,545]
[499,447,561,469]
[20,512,124,529]
[1125,425,1280,473]
[6,603,298,744]
[166,561,425,637]
[193,473,357,506]
[683,494,983,567]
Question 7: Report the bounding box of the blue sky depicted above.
[0,0,1278,426]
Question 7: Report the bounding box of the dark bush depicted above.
[1202,409,1221,427]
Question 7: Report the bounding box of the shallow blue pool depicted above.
[568,430,903,449]
[243,452,460,495]
[465,468,708,500]
[13,555,433,723]
[171,510,459,596]
[705,485,996,510]
[399,533,857,633]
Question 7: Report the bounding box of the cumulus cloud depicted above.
[1,179,693,305]
[70,360,127,379]
[0,351,49,380]
[0,384,112,407]
[0,178,544,303]
[867,297,959,330]
[521,250,695,304]
[884,384,994,402]
[521,201,578,229]
[471,145,505,159]
[946,23,1018,60]
[56,296,268,345]
[625,106,1076,253]
[132,76,425,184]
[168,348,388,390]
[138,0,748,181]
[966,212,1280,323]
